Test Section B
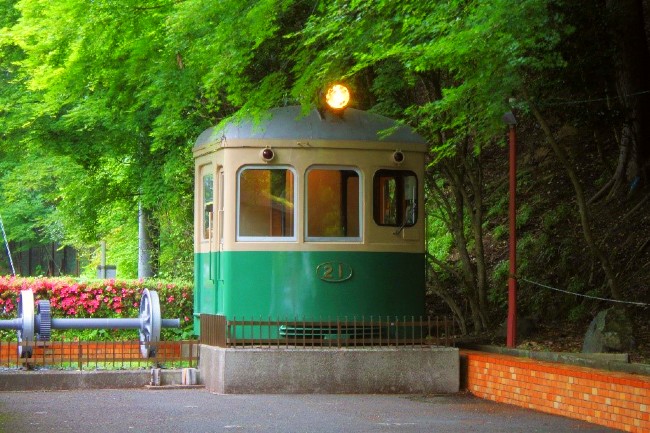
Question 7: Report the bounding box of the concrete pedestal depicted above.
[199,346,459,394]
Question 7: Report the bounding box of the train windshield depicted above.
[373,170,418,227]
[237,166,296,240]
[306,167,361,241]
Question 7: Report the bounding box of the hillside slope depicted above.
[478,118,650,363]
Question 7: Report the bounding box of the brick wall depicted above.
[462,350,650,432]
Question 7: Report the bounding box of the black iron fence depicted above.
[0,339,199,370]
[200,314,458,348]
[1,315,457,369]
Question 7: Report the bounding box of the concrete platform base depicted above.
[199,345,459,394]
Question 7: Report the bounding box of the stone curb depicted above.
[0,369,202,392]
[460,344,650,376]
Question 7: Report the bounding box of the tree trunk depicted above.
[599,0,650,198]
[138,202,154,279]
[461,148,489,315]
[428,170,486,333]
[442,161,488,331]
[527,97,623,301]
[426,256,468,335]
[423,72,488,332]
[589,125,631,204]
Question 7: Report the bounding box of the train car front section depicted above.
[192,84,429,339]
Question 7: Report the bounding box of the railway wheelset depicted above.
[0,289,180,358]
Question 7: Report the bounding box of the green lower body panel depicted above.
[194,250,425,335]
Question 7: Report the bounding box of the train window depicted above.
[237,166,296,240]
[202,172,214,240]
[373,170,418,227]
[306,167,361,240]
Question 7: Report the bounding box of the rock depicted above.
[582,308,635,353]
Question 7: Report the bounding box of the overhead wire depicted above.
[518,277,649,308]
[0,214,16,276]
[537,89,650,107]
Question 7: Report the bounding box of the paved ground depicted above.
[0,389,618,433]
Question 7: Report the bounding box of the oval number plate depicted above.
[317,262,353,283]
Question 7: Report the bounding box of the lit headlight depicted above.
[325,84,350,110]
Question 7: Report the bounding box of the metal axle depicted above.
[0,319,23,330]
[50,318,179,329]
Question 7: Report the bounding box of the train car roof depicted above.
[194,106,427,150]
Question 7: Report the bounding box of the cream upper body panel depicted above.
[194,106,428,254]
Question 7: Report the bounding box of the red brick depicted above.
[462,351,650,432]
[616,413,632,426]
[621,399,638,411]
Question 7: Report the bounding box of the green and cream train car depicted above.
[193,100,428,336]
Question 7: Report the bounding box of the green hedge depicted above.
[0,276,193,340]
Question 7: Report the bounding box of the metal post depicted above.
[138,202,153,279]
[503,111,518,348]
[100,241,107,279]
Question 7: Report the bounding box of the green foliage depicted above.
[489,260,509,308]
[566,280,590,323]
[567,303,589,323]
[0,152,67,247]
[0,0,198,278]
[516,203,534,228]
[517,232,550,272]
[426,214,453,261]
[542,203,572,231]
[492,224,507,241]
[0,0,582,331]
[487,193,509,220]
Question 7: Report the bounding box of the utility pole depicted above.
[503,111,518,348]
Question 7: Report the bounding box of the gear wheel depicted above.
[36,300,52,341]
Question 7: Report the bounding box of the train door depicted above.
[215,168,224,312]
[198,164,218,316]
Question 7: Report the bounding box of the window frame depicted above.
[200,168,214,243]
[305,165,363,242]
[236,165,298,242]
[372,169,418,228]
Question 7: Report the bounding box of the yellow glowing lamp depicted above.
[325,84,350,110]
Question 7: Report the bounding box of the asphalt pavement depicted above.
[0,389,618,433]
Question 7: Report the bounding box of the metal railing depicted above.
[0,339,199,370]
[200,314,458,348]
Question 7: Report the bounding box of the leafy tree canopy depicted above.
[0,0,565,282]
